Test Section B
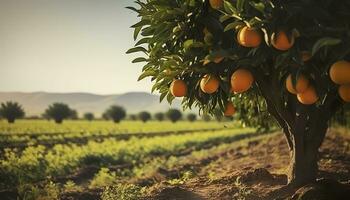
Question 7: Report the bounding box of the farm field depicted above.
[1,120,349,200]
[0,120,256,200]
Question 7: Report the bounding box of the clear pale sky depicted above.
[0,0,153,94]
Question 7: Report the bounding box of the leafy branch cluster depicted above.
[128,0,350,128]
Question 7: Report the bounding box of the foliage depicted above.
[69,109,79,120]
[104,105,127,123]
[166,109,183,123]
[187,113,197,122]
[129,114,138,121]
[89,168,117,188]
[0,101,25,123]
[154,112,165,121]
[83,112,95,121]
[101,183,144,200]
[127,0,350,130]
[44,103,74,124]
[202,114,212,121]
[138,111,152,122]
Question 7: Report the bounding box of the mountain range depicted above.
[0,92,186,117]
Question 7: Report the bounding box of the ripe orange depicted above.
[297,86,318,105]
[285,74,310,94]
[237,26,262,48]
[200,74,220,94]
[170,79,187,97]
[301,51,312,62]
[209,0,223,9]
[338,85,350,102]
[329,60,350,85]
[271,31,295,51]
[224,101,235,117]
[231,69,254,93]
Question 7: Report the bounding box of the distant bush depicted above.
[44,103,74,124]
[69,109,79,120]
[187,113,197,122]
[138,111,151,123]
[202,114,211,122]
[154,112,165,121]
[0,101,25,123]
[104,106,126,123]
[84,113,94,121]
[166,109,182,123]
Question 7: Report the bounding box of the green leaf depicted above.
[125,6,139,13]
[224,22,241,32]
[135,37,151,46]
[249,2,265,13]
[132,57,147,63]
[236,0,246,12]
[219,15,232,23]
[159,92,167,102]
[131,20,150,28]
[167,92,175,104]
[137,70,157,81]
[134,26,142,40]
[312,37,341,56]
[184,39,194,50]
[126,47,147,54]
[223,1,237,15]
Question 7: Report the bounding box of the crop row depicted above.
[0,120,236,135]
[0,127,231,149]
[0,128,254,191]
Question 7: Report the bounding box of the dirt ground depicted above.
[146,128,350,200]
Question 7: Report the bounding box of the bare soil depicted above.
[146,129,350,200]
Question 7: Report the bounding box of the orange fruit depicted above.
[231,69,254,93]
[285,74,310,94]
[200,74,220,94]
[301,51,312,62]
[329,60,350,85]
[170,79,187,97]
[237,26,262,48]
[297,86,318,105]
[339,85,350,102]
[271,31,295,51]
[209,0,223,9]
[224,101,235,117]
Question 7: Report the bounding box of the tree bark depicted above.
[286,120,328,187]
[288,133,318,186]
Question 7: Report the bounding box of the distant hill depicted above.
[0,92,187,117]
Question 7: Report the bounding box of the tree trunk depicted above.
[7,118,15,124]
[288,134,318,186]
[286,123,328,187]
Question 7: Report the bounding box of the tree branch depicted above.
[253,70,294,150]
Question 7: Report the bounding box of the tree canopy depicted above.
[0,102,25,123]
[44,103,73,124]
[128,0,350,186]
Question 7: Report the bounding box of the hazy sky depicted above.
[0,0,153,94]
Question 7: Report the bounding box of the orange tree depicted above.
[127,0,350,186]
